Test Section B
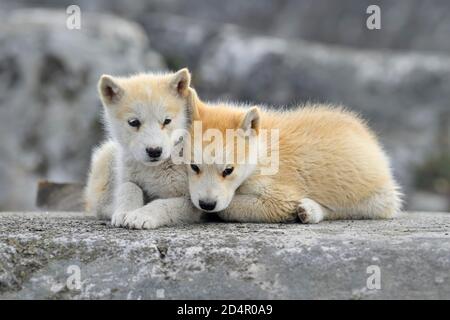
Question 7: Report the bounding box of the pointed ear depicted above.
[170,68,191,97]
[98,75,124,105]
[188,88,201,121]
[240,106,261,135]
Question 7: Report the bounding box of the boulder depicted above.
[0,211,449,299]
[5,0,450,54]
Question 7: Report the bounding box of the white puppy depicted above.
[84,69,201,229]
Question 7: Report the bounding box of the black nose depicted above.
[146,147,162,158]
[199,200,217,211]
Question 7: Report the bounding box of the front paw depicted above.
[122,209,161,230]
[297,198,324,224]
[111,211,127,227]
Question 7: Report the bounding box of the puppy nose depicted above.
[146,147,162,158]
[199,200,217,211]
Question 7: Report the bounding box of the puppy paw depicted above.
[111,211,127,227]
[123,209,161,230]
[297,198,324,224]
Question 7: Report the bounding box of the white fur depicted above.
[85,70,201,229]
[297,198,327,224]
[110,144,199,228]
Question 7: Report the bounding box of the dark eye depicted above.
[190,164,200,174]
[163,118,172,126]
[128,118,141,128]
[222,167,234,177]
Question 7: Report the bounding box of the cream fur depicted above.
[84,69,201,229]
[85,71,402,227]
[187,94,402,224]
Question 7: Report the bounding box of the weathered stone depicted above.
[0,211,449,299]
[141,13,221,72]
[36,181,85,211]
[6,0,450,54]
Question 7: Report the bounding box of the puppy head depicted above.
[186,105,261,212]
[98,68,193,165]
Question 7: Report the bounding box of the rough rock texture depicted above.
[5,0,450,53]
[0,211,449,299]
[36,181,85,211]
[0,9,165,211]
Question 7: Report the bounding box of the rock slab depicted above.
[0,211,449,299]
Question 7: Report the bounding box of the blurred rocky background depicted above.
[0,0,449,212]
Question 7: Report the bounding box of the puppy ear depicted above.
[188,88,201,121]
[240,106,261,136]
[98,75,124,105]
[171,68,191,97]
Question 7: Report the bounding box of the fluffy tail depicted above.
[360,182,403,219]
[325,182,403,221]
[84,140,116,220]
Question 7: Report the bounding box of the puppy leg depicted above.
[84,141,116,219]
[111,182,144,227]
[218,195,296,223]
[297,198,330,224]
[122,197,201,229]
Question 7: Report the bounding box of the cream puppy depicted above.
[85,69,201,229]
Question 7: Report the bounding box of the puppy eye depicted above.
[190,164,200,174]
[222,167,234,177]
[128,118,141,128]
[163,118,172,126]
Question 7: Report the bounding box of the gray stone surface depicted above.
[0,211,449,299]
[36,181,84,211]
